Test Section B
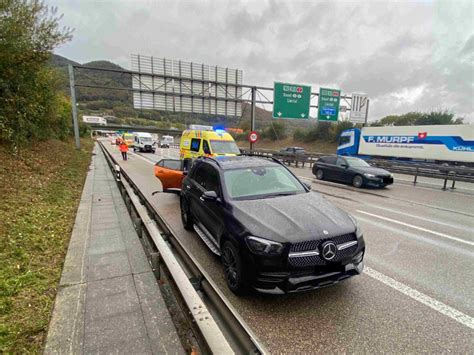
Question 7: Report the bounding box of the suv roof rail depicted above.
[268,156,285,166]
[197,156,221,167]
[241,152,285,167]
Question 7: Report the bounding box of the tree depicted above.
[0,0,73,147]
[372,110,463,127]
[329,121,354,142]
[261,121,287,141]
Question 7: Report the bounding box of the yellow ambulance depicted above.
[122,133,135,147]
[179,129,241,159]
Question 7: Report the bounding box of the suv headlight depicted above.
[364,173,375,178]
[245,236,284,255]
[348,214,363,239]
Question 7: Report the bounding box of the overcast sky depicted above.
[49,0,473,122]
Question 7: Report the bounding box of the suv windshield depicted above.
[210,140,240,154]
[346,157,370,167]
[224,166,306,199]
[141,137,152,142]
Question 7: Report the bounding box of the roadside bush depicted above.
[293,128,306,141]
[294,121,355,143]
[371,110,463,126]
[261,121,287,141]
[329,121,355,142]
[0,0,72,147]
[234,131,249,141]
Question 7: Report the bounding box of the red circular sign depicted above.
[248,131,259,143]
[297,87,303,93]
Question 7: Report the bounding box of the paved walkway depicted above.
[45,145,183,354]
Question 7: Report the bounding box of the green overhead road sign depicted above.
[273,82,311,119]
[318,87,341,122]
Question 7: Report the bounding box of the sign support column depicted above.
[68,65,81,150]
[250,86,256,150]
[364,99,370,127]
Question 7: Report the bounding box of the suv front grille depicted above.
[288,233,357,268]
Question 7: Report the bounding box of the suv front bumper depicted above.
[244,242,365,294]
[253,259,364,294]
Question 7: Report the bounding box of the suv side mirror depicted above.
[202,190,220,202]
[341,164,348,168]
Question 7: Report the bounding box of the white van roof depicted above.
[135,132,153,137]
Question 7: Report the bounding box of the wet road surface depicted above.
[104,142,474,353]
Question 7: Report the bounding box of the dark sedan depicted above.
[180,156,365,295]
[313,156,394,188]
[280,147,306,155]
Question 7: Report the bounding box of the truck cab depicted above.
[337,128,361,156]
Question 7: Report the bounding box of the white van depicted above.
[133,132,155,153]
[159,135,174,148]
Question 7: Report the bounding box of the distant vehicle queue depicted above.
[111,132,177,151]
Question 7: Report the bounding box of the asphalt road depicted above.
[104,142,474,353]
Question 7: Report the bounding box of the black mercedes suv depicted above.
[180,156,365,294]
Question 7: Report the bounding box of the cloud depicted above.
[49,0,474,122]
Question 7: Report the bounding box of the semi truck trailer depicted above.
[337,124,474,165]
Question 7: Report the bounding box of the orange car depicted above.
[154,159,185,191]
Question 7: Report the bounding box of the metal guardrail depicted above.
[240,148,474,190]
[370,159,474,190]
[239,148,324,168]
[98,142,265,354]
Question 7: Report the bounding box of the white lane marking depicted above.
[130,151,154,165]
[365,266,474,330]
[156,148,179,159]
[299,175,474,217]
[356,216,473,257]
[356,210,474,246]
[364,204,474,233]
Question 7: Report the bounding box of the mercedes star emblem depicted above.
[321,241,337,261]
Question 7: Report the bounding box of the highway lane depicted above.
[104,143,474,353]
[141,147,474,314]
[131,147,474,310]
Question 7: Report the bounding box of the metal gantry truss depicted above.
[68,62,356,149]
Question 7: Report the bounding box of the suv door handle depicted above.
[199,196,204,202]
[185,185,191,190]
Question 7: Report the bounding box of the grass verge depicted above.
[0,138,93,353]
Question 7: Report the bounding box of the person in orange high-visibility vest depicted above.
[119,140,128,160]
